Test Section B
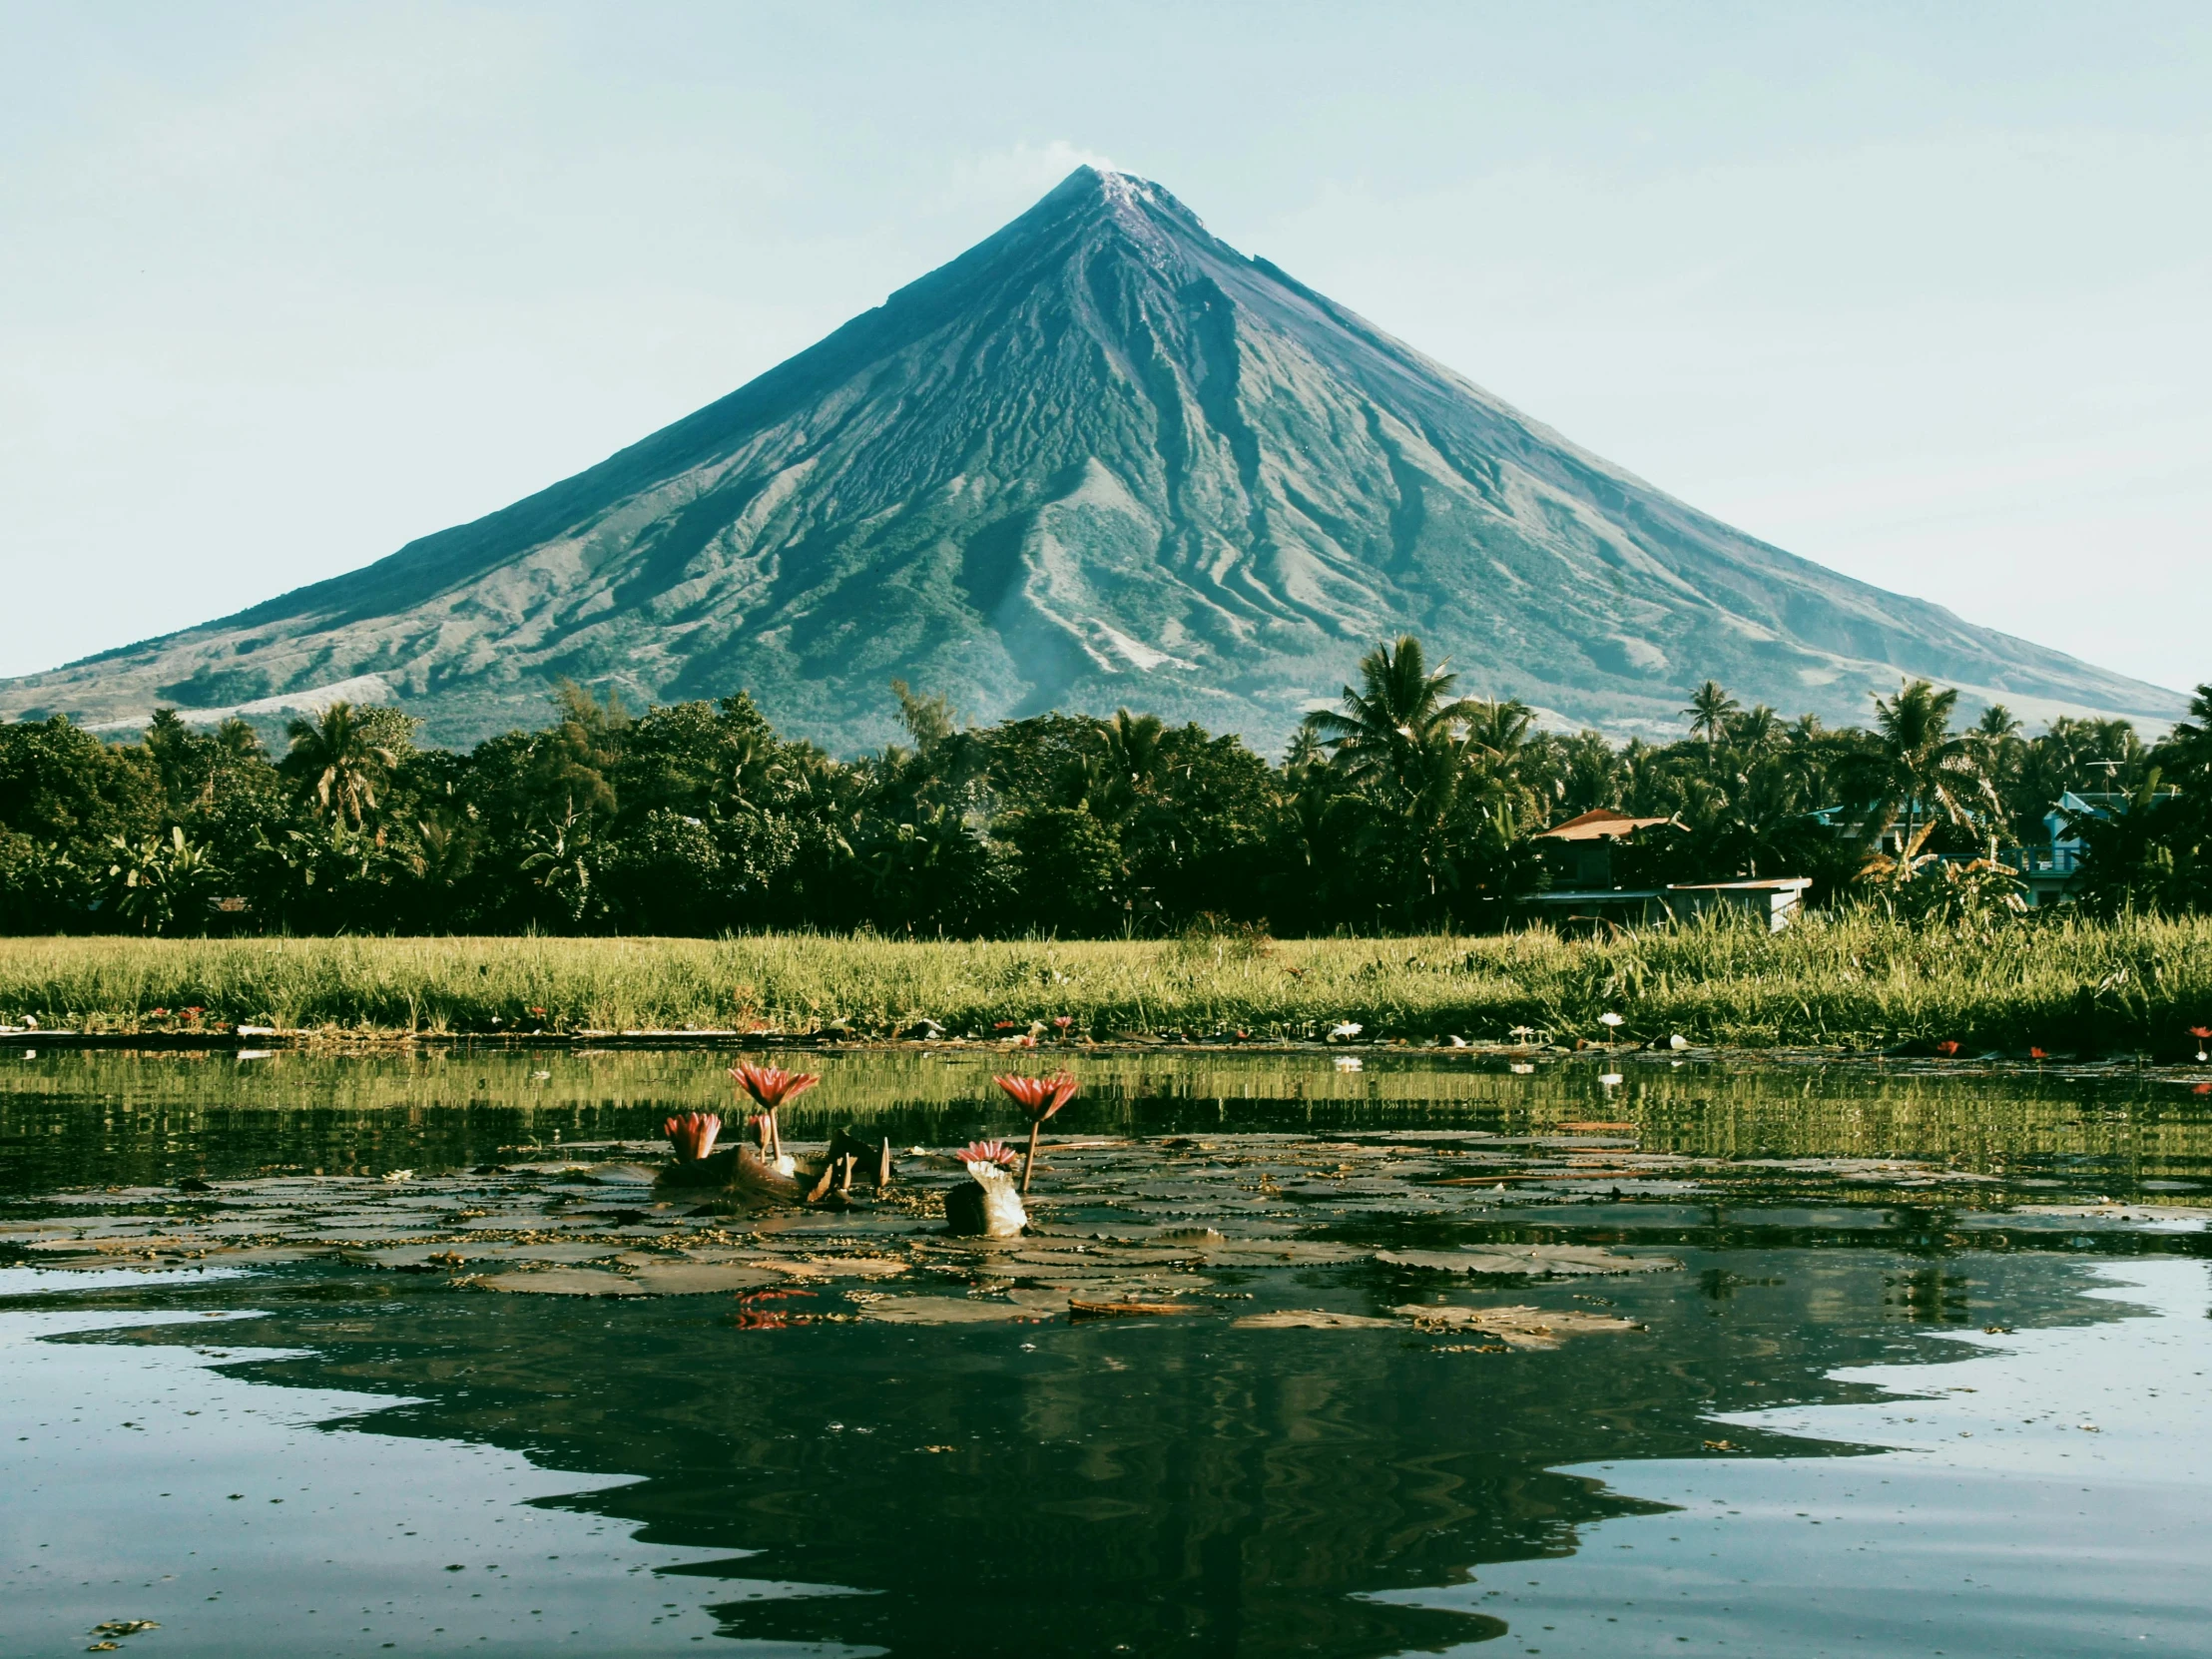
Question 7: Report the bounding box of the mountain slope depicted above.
[4,167,2185,749]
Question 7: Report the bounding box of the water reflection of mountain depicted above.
[158,1246,2123,1659]
[6,1047,2206,1197]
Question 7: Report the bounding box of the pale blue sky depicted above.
[3,1,2206,697]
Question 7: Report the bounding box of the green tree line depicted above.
[2,637,2205,936]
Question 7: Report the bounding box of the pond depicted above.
[2,1045,2208,1658]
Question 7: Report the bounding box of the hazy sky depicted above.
[3,1,2206,699]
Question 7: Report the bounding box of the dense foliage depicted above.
[1,639,2203,937]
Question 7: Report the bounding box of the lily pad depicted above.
[1390,1303,1643,1348]
[627,1263,783,1296]
[1233,1309,1399,1330]
[765,1255,913,1281]
[1375,1246,1678,1277]
[346,1241,619,1270]
[1198,1240,1373,1267]
[576,1163,664,1185]
[470,1269,653,1297]
[862,1297,1051,1325]
[1008,1246,1204,1268]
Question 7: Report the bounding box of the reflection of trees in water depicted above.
[259,1302,1668,1656]
[1884,1266,1973,1324]
[184,1246,2125,1659]
[5,1048,2207,1197]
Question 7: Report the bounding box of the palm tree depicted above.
[1974,704,2022,744]
[1307,636,1483,793]
[1729,704,1782,754]
[1684,681,1740,751]
[2160,684,2212,781]
[1968,703,2028,838]
[1456,696,1546,837]
[1847,679,2001,866]
[284,702,402,830]
[143,708,207,814]
[145,707,191,762]
[1707,751,1817,880]
[1089,709,1169,826]
[214,716,264,760]
[1460,697,1536,766]
[1553,730,1621,815]
[1385,723,1481,909]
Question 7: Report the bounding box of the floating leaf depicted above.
[1069,1298,1197,1319]
[1233,1309,1398,1330]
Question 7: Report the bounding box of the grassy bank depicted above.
[1,914,2209,1056]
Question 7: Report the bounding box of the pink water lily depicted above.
[730,1062,820,1109]
[954,1139,1021,1170]
[664,1112,722,1163]
[992,1071,1079,1193]
[994,1071,1078,1121]
[730,1063,819,1158]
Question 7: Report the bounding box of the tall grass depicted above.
[0,913,2207,1054]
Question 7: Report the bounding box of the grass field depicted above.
[1,912,2208,1056]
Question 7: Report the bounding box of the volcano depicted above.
[4,167,2184,749]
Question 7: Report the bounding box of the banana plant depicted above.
[105,826,223,935]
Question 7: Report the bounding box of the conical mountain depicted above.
[5,167,2184,748]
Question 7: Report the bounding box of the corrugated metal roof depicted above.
[1533,809,1678,842]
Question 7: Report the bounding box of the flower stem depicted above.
[1022,1120,1041,1194]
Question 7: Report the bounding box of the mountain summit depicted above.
[5,167,2184,747]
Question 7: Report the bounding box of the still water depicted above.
[2,1046,2207,1658]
